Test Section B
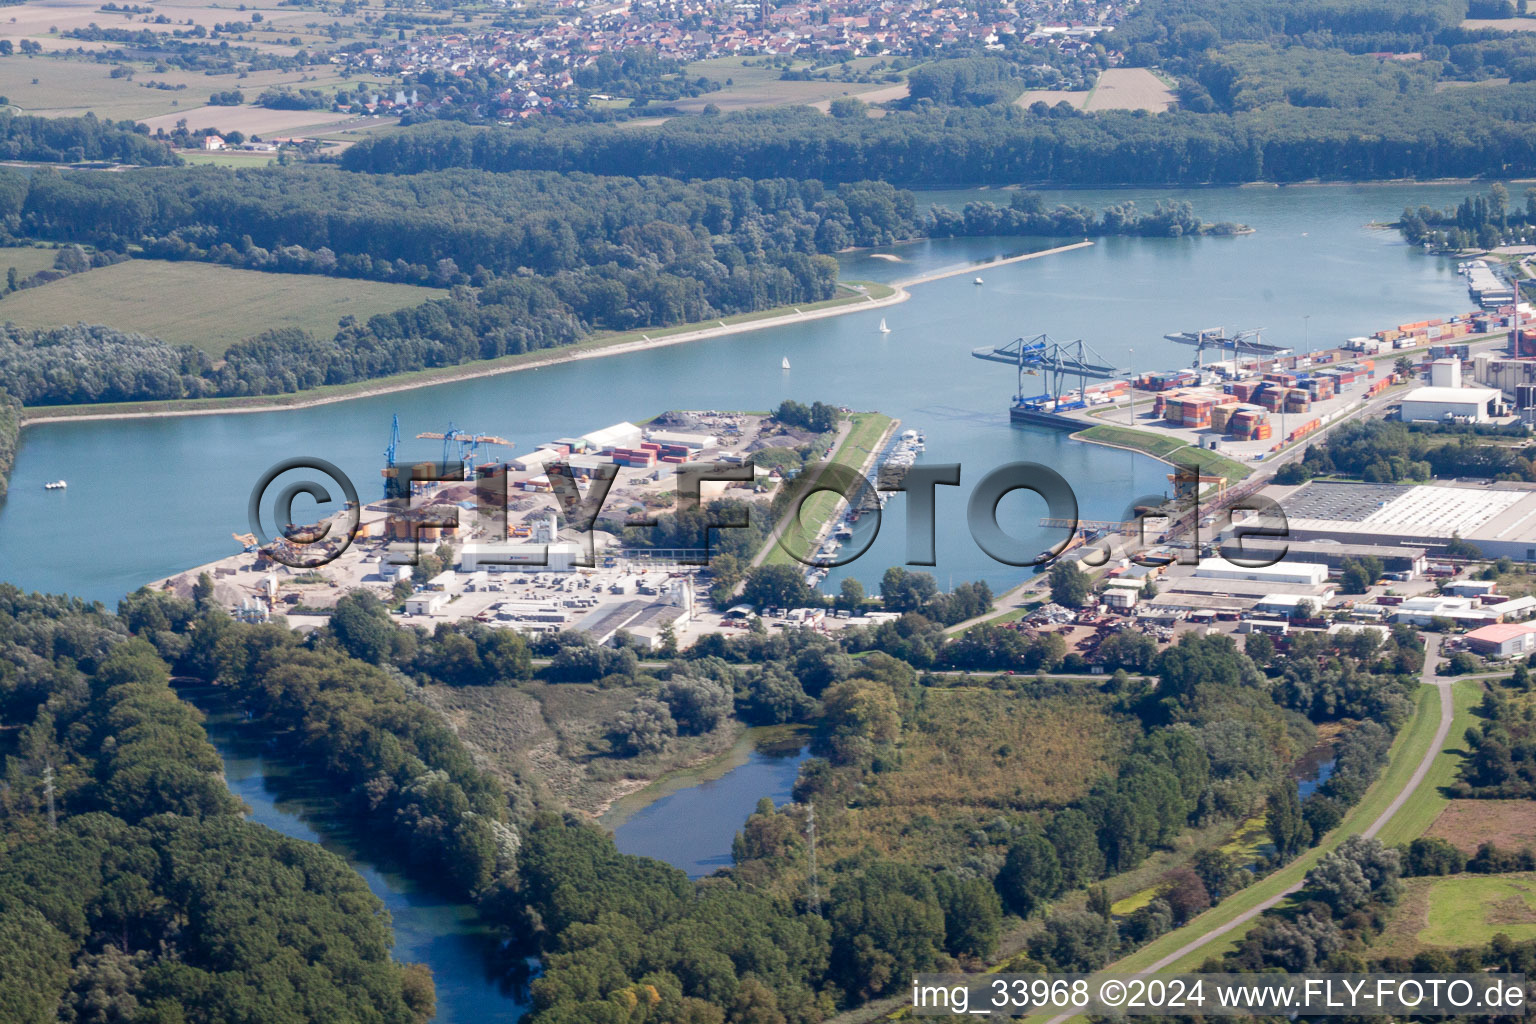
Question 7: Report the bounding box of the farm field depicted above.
[677,55,904,112]
[1016,87,1087,110]
[1462,17,1536,31]
[0,260,443,355]
[1019,69,1176,113]
[1428,799,1536,854]
[141,105,369,137]
[1085,68,1176,112]
[0,52,386,122]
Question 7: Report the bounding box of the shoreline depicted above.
[15,240,1094,428]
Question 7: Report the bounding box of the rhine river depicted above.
[0,184,1477,603]
[0,183,1487,1021]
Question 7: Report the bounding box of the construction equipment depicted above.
[232,532,259,552]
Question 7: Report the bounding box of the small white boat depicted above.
[879,318,891,334]
[44,480,66,490]
[974,276,984,285]
[781,356,791,370]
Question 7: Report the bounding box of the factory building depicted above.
[1466,622,1536,658]
[1193,557,1329,587]
[1217,538,1427,578]
[1397,385,1500,423]
[1272,480,1536,561]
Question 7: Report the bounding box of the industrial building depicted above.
[1466,622,1536,658]
[1217,538,1427,577]
[1193,557,1329,587]
[1397,384,1500,423]
[1272,480,1536,561]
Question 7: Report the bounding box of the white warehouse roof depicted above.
[1401,385,1499,405]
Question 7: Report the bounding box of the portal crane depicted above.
[415,423,514,472]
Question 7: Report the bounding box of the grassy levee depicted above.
[1074,424,1251,481]
[1081,682,1444,984]
[764,412,892,567]
[1371,677,1484,849]
[1074,424,1187,460]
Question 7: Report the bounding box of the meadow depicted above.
[1373,873,1536,958]
[0,259,443,355]
[817,684,1137,864]
[0,244,67,279]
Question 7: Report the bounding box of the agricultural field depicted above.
[676,55,905,112]
[424,681,743,816]
[1019,69,1177,113]
[0,50,392,123]
[1085,68,1176,113]
[1462,17,1536,31]
[1373,873,1536,958]
[817,685,1137,864]
[140,105,368,136]
[0,260,443,355]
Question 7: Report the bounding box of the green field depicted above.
[1075,424,1251,481]
[0,245,67,280]
[0,259,444,355]
[1419,874,1536,946]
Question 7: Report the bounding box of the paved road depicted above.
[1043,637,1451,1022]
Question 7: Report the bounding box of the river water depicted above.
[0,183,1487,1021]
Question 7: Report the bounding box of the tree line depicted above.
[0,112,177,166]
[336,83,1536,185]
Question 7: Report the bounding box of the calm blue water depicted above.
[611,743,811,878]
[192,689,528,1023]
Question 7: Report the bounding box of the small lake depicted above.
[607,728,811,878]
[188,685,532,1023]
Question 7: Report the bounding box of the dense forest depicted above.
[0,164,1234,405]
[337,81,1536,185]
[0,112,177,166]
[0,587,433,1023]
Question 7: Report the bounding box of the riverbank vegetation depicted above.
[1398,183,1536,251]
[0,588,433,1023]
[0,387,17,500]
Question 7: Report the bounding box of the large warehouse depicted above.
[1261,480,1536,561]
[1397,384,1500,423]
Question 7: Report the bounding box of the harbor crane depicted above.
[971,334,1130,405]
[1166,326,1290,368]
[415,423,514,472]
[383,414,403,499]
